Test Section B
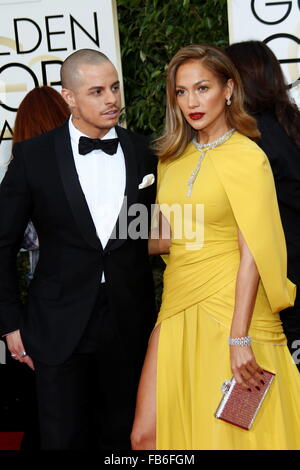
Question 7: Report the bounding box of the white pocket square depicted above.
[138,173,155,189]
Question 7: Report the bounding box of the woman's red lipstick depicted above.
[189,113,205,120]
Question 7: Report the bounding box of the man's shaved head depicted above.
[60,48,111,90]
[60,48,121,139]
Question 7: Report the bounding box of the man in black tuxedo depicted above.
[0,49,157,450]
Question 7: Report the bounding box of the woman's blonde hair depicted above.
[154,44,260,161]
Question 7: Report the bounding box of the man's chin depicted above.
[99,118,120,128]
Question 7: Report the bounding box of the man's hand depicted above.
[6,330,35,370]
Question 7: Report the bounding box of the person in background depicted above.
[13,85,70,143]
[1,86,70,450]
[131,44,300,450]
[13,86,70,281]
[226,41,300,370]
[289,77,300,109]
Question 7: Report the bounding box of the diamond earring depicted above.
[226,97,232,106]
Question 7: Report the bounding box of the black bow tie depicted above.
[78,136,119,156]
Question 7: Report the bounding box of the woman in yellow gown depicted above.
[131,44,300,450]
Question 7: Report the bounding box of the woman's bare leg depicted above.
[131,324,161,450]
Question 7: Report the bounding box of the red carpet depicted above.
[0,432,24,450]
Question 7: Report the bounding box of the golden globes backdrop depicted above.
[227,0,300,106]
[0,0,123,182]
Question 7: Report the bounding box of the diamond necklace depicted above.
[187,128,235,197]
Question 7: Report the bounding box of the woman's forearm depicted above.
[229,230,263,387]
[230,232,260,338]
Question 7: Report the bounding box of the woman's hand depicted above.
[148,235,171,255]
[148,211,171,255]
[230,345,264,390]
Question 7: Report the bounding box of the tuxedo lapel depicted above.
[105,126,139,252]
[116,126,138,209]
[54,122,103,251]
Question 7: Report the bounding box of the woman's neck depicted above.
[197,123,230,145]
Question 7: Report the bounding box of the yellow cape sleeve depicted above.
[210,133,296,313]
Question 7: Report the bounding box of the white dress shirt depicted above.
[69,117,126,281]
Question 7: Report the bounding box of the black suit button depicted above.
[106,251,111,256]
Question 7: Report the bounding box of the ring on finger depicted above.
[19,351,27,358]
[11,353,17,358]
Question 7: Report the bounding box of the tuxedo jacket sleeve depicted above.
[0,149,32,334]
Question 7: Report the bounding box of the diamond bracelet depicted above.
[228,335,251,346]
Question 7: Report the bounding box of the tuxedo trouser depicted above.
[34,284,138,450]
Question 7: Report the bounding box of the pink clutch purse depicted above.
[215,369,275,430]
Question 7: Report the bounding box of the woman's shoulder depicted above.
[158,141,195,167]
[215,131,269,169]
[228,131,263,151]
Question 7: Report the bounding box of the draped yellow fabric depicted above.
[209,136,296,313]
[155,132,300,450]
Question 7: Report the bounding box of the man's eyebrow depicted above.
[88,81,120,91]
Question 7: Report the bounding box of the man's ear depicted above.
[61,88,76,109]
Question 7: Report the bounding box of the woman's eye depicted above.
[198,86,208,92]
[175,89,185,96]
